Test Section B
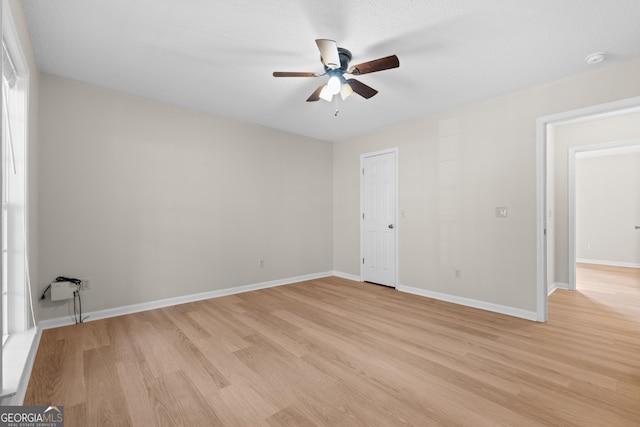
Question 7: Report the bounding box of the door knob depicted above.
[636,225,640,229]
[388,224,394,229]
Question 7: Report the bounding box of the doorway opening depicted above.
[570,139,640,290]
[537,96,640,322]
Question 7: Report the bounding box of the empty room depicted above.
[1,0,640,425]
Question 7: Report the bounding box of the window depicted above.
[1,1,35,403]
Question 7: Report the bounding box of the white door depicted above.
[361,150,397,287]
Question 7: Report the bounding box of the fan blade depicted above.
[346,79,378,99]
[273,71,318,77]
[348,55,399,75]
[315,39,341,69]
[306,85,325,102]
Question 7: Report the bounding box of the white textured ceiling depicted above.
[22,0,640,142]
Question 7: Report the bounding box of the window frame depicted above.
[1,0,34,401]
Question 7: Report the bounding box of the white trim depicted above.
[332,271,362,282]
[397,284,537,321]
[568,145,576,291]
[548,282,570,296]
[38,271,333,330]
[2,0,34,398]
[576,259,640,269]
[360,147,399,288]
[535,95,640,322]
[551,104,640,127]
[12,327,40,405]
[568,138,640,290]
[535,115,548,321]
[0,327,37,404]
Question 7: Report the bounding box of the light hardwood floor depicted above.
[25,268,640,426]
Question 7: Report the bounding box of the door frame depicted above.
[536,96,640,321]
[360,148,399,287]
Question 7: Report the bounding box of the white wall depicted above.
[549,112,640,285]
[37,74,333,321]
[576,152,640,266]
[334,58,640,314]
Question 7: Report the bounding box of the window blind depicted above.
[2,40,17,89]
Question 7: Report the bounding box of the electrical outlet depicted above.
[454,269,462,278]
[258,259,265,268]
[80,278,91,291]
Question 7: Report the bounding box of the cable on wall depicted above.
[41,277,86,324]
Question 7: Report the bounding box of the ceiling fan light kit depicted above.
[273,39,399,107]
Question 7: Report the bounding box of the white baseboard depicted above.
[576,259,640,269]
[332,271,361,282]
[396,284,538,321]
[38,271,334,331]
[548,282,570,296]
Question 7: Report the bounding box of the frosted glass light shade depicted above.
[340,83,353,100]
[319,85,333,102]
[327,76,341,95]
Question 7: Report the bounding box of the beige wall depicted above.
[549,111,640,286]
[576,152,640,265]
[37,74,333,321]
[25,20,640,320]
[334,58,640,313]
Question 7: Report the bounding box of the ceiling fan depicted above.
[273,39,399,103]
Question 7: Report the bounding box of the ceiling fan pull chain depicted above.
[334,96,339,117]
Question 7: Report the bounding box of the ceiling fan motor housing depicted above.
[323,47,352,87]
[323,47,352,73]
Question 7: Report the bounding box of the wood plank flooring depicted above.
[25,268,640,426]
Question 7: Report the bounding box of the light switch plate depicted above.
[495,207,508,218]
